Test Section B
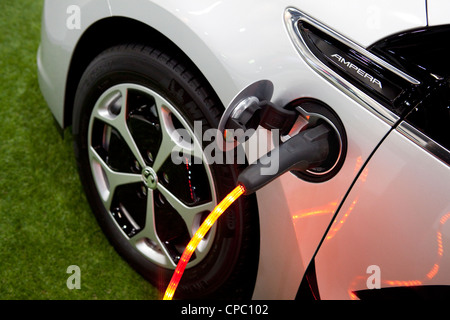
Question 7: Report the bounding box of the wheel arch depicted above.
[65,15,235,130]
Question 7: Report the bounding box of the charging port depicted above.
[284,99,347,182]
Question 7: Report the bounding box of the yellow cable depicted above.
[163,184,246,300]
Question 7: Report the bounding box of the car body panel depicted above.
[427,0,450,26]
[315,129,450,299]
[286,0,426,47]
[37,0,111,128]
[38,0,427,128]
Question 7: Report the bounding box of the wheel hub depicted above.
[142,167,158,190]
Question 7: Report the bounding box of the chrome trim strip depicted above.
[284,8,421,126]
[397,121,450,166]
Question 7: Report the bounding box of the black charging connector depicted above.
[238,124,330,195]
[225,99,298,143]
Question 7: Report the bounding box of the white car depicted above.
[38,0,450,299]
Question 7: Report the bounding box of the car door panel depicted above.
[315,127,450,299]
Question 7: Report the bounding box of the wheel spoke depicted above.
[128,189,176,267]
[89,146,142,210]
[151,96,203,172]
[92,86,146,169]
[157,183,216,238]
[152,129,177,173]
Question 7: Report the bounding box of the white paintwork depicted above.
[37,0,112,128]
[38,0,449,300]
[288,0,426,47]
[38,0,427,127]
[315,129,450,299]
[427,0,450,25]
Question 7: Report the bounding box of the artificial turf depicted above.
[0,0,158,300]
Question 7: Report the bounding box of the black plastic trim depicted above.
[296,259,320,300]
[297,21,421,117]
[353,285,450,300]
[369,25,450,155]
[368,25,450,83]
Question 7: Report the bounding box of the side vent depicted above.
[284,8,421,123]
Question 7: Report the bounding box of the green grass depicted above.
[0,0,158,300]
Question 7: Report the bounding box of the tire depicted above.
[72,43,259,299]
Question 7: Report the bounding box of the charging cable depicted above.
[163,124,330,300]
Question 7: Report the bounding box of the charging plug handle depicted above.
[225,100,298,138]
[238,124,330,195]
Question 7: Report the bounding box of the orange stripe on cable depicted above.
[163,184,246,300]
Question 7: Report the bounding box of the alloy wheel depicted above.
[87,83,217,269]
